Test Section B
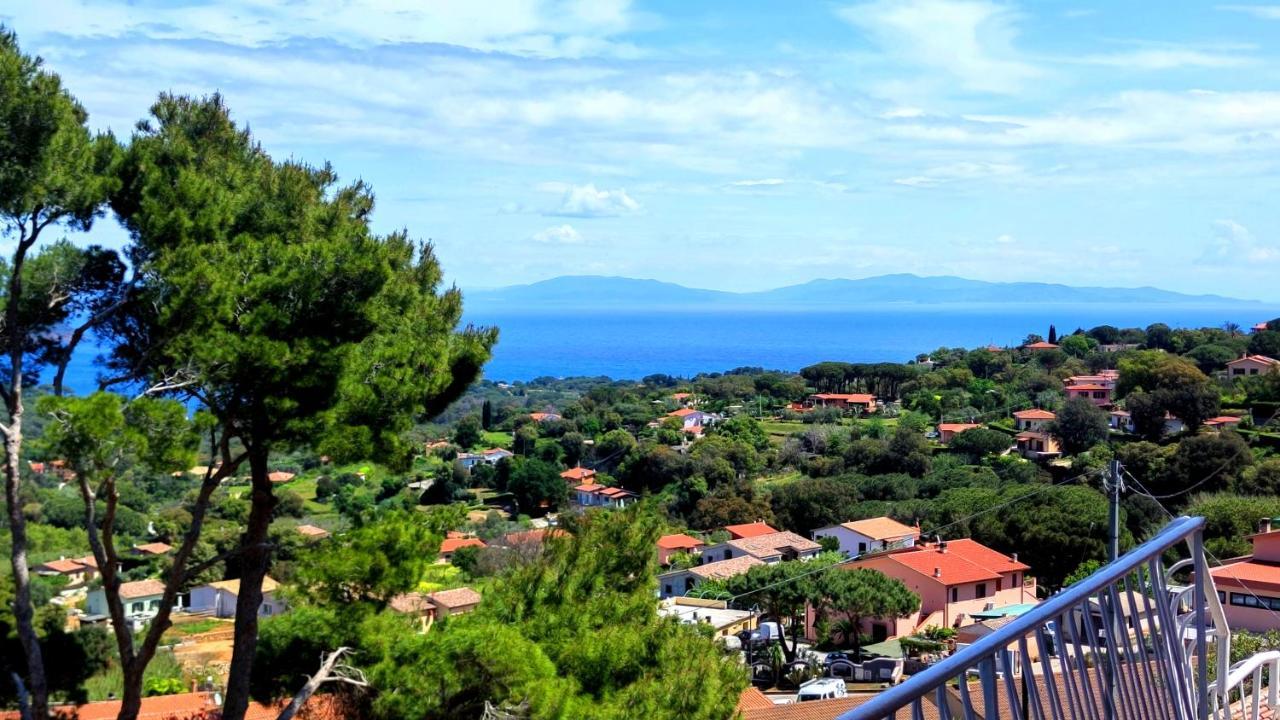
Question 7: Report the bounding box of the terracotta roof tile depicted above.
[840,516,919,541]
[1013,409,1056,420]
[118,579,167,599]
[725,522,778,539]
[440,537,486,553]
[729,531,822,559]
[429,586,482,609]
[657,533,705,550]
[688,555,764,580]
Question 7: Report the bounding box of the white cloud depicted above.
[1218,4,1280,19]
[1075,48,1252,70]
[2,0,642,58]
[531,224,585,244]
[837,0,1041,94]
[995,233,1016,244]
[894,161,1022,187]
[729,178,786,187]
[1201,220,1280,264]
[547,183,641,217]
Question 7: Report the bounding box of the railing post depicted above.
[1193,528,1209,720]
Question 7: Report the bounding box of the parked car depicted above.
[796,677,848,702]
[822,651,852,667]
[750,621,784,646]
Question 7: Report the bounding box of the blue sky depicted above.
[6,1,1280,299]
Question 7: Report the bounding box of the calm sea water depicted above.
[50,304,1280,393]
[463,305,1280,382]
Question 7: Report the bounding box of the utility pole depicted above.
[1107,460,1125,562]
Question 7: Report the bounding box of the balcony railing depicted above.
[838,515,1270,720]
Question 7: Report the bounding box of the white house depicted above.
[812,516,919,558]
[87,579,171,622]
[188,576,284,619]
[1012,409,1055,432]
[698,531,822,565]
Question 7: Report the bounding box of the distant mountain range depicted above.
[463,274,1257,311]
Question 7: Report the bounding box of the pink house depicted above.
[1064,384,1113,407]
[807,539,1036,642]
[937,423,981,443]
[1227,355,1279,378]
[657,533,706,566]
[1208,519,1280,633]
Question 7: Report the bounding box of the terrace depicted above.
[838,515,1276,720]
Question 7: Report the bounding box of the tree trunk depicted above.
[221,445,276,720]
[4,417,47,718]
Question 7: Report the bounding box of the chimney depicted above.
[934,567,941,578]
[1012,552,1018,563]
[1261,518,1273,534]
[938,541,948,553]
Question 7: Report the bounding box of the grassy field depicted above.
[481,430,513,449]
[756,470,804,489]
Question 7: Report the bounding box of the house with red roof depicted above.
[809,538,1036,641]
[34,555,98,588]
[806,393,877,414]
[267,470,296,484]
[529,411,563,423]
[439,536,486,561]
[573,483,638,509]
[667,407,714,431]
[699,530,822,566]
[1022,341,1060,351]
[1208,518,1280,632]
[1011,408,1055,432]
[1065,383,1113,407]
[724,521,778,539]
[937,423,981,443]
[1015,430,1061,460]
[812,516,919,558]
[657,533,706,566]
[560,466,597,484]
[1227,354,1279,378]
[1204,415,1244,432]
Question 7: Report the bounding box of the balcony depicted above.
[838,515,1274,720]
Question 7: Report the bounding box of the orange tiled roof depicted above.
[560,466,597,481]
[296,524,330,537]
[598,487,635,498]
[938,423,980,433]
[840,516,918,541]
[118,579,167,599]
[1067,384,1110,392]
[574,482,605,492]
[657,533,705,550]
[1228,355,1279,366]
[866,538,1028,587]
[501,528,569,546]
[735,687,775,714]
[440,537,486,554]
[688,555,764,580]
[1210,560,1280,592]
[1013,409,1056,420]
[724,522,778,539]
[267,470,296,483]
[729,531,822,558]
[811,393,875,402]
[39,557,92,574]
[133,542,173,555]
[740,693,942,720]
[668,407,701,417]
[1022,341,1060,349]
[429,586,482,609]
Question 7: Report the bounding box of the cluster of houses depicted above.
[655,514,1038,665]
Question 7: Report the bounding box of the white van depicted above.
[796,677,848,702]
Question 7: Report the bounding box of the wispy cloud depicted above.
[837,0,1041,94]
[1074,48,1253,69]
[894,161,1022,187]
[531,224,585,244]
[729,178,786,187]
[1218,4,1280,19]
[1200,220,1280,264]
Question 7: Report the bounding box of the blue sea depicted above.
[462,304,1280,382]
[51,304,1280,393]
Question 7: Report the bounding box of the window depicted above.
[951,588,958,603]
[976,583,988,598]
[858,542,868,553]
[1229,592,1280,610]
[664,584,672,596]
[684,578,694,592]
[996,579,1003,592]
[724,550,731,561]
[131,602,144,614]
[1233,368,1245,376]
[263,605,272,616]
[1012,573,1019,585]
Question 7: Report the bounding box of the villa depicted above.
[806,393,877,413]
[1227,354,1279,377]
[937,423,981,443]
[1207,519,1280,632]
[812,516,919,558]
[1011,409,1055,432]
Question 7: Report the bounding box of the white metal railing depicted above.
[837,515,1268,720]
